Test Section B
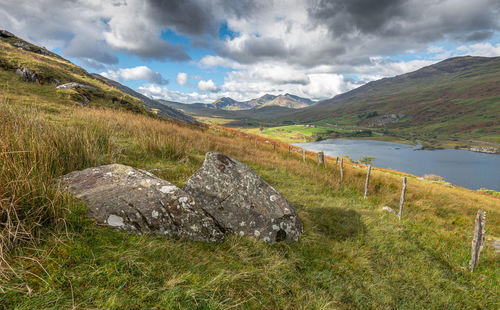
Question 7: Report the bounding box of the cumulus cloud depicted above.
[176,72,188,85]
[100,66,167,85]
[138,84,221,103]
[198,79,219,92]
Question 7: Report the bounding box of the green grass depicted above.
[1,98,499,309]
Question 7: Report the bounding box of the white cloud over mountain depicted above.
[100,66,167,85]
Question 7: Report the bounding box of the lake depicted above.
[294,139,500,191]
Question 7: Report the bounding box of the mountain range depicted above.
[211,93,315,110]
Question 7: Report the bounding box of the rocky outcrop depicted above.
[60,164,225,243]
[183,153,302,244]
[13,41,32,51]
[56,82,96,90]
[0,30,14,38]
[15,67,39,83]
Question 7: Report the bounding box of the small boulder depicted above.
[56,82,96,90]
[183,153,302,244]
[15,67,39,83]
[60,164,225,243]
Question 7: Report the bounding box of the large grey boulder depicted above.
[183,153,302,244]
[60,164,224,242]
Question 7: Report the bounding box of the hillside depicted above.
[91,74,195,123]
[281,56,500,145]
[0,32,499,309]
[0,30,192,123]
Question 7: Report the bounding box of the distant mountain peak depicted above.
[209,93,315,111]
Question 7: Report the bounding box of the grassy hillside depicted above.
[281,56,500,148]
[0,31,191,123]
[0,36,499,309]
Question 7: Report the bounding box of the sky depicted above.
[1,0,499,104]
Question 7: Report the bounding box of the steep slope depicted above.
[91,74,195,123]
[246,93,277,107]
[0,30,193,123]
[282,56,500,143]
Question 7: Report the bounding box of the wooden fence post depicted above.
[288,145,291,155]
[364,165,371,199]
[469,209,486,272]
[340,157,344,183]
[398,177,407,220]
[317,152,324,166]
[273,143,276,152]
[302,149,305,162]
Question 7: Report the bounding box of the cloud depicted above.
[100,66,168,85]
[1,0,499,104]
[138,84,221,103]
[456,42,500,57]
[198,79,219,92]
[176,72,188,85]
[0,0,210,66]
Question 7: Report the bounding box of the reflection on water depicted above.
[295,139,500,191]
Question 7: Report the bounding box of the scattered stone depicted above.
[183,152,302,244]
[0,30,14,38]
[56,82,96,90]
[13,41,31,51]
[60,164,225,243]
[15,67,39,83]
[382,206,397,214]
[37,48,50,56]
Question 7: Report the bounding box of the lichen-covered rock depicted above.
[15,67,39,83]
[183,152,302,244]
[56,82,96,90]
[60,164,224,242]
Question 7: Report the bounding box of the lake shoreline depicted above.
[295,139,500,191]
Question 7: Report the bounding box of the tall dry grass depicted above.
[0,102,117,267]
[1,98,499,273]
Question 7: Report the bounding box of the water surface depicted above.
[295,139,500,191]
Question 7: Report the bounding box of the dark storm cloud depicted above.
[219,0,259,19]
[308,0,500,43]
[146,0,218,36]
[309,0,408,35]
